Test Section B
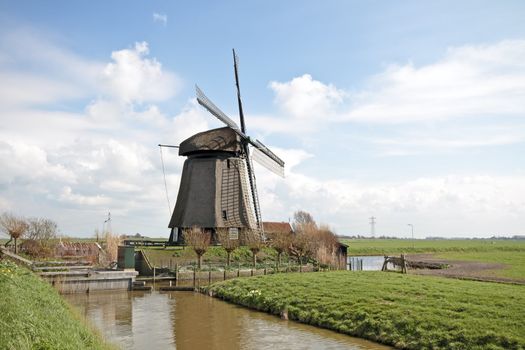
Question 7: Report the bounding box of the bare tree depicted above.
[243,229,264,268]
[289,211,318,265]
[23,217,59,258]
[292,211,317,231]
[266,230,292,269]
[0,213,28,254]
[216,228,239,267]
[183,226,210,269]
[289,226,316,265]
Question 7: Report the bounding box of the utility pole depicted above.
[408,224,414,248]
[103,212,112,234]
[369,216,376,238]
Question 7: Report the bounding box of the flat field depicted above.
[435,251,525,280]
[205,271,524,350]
[342,238,525,255]
[343,239,525,281]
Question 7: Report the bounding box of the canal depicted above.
[65,289,391,350]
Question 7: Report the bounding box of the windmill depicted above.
[167,50,285,244]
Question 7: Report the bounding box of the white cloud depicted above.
[254,39,525,134]
[0,141,76,185]
[348,40,525,123]
[59,186,111,207]
[153,13,168,26]
[270,74,345,120]
[102,42,179,103]
[258,169,525,236]
[370,125,525,156]
[0,30,185,235]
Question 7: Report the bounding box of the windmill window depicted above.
[227,159,230,168]
[222,210,227,220]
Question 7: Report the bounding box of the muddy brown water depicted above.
[64,288,391,350]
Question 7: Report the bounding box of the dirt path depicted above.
[406,253,525,285]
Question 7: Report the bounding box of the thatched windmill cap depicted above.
[179,127,242,156]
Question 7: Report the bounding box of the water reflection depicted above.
[347,256,385,271]
[65,289,391,350]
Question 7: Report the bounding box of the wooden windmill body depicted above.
[168,51,285,244]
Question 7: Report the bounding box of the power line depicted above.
[369,216,376,238]
[159,145,172,216]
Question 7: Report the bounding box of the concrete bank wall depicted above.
[41,270,138,294]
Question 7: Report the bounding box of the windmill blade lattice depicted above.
[251,145,285,177]
[196,85,240,130]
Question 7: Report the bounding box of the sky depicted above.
[0,1,524,238]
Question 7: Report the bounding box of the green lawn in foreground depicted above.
[342,239,525,255]
[436,251,525,280]
[0,261,113,350]
[205,271,524,350]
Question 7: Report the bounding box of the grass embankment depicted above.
[205,271,524,350]
[0,261,113,350]
[141,245,286,268]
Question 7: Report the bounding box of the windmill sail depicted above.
[196,86,240,130]
[188,51,285,238]
[251,145,285,177]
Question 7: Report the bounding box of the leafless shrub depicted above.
[103,230,122,264]
[314,224,340,266]
[289,211,341,267]
[216,228,239,267]
[0,212,28,254]
[243,229,264,268]
[183,226,210,269]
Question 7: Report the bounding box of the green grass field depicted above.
[343,239,525,281]
[0,261,113,350]
[342,239,525,255]
[205,271,524,350]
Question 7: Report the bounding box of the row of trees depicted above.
[0,213,58,255]
[183,211,342,269]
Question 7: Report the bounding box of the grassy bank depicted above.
[342,239,525,255]
[140,245,287,268]
[0,261,113,350]
[205,271,524,349]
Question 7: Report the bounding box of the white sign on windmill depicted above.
[228,228,239,240]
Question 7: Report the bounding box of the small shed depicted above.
[336,242,348,269]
